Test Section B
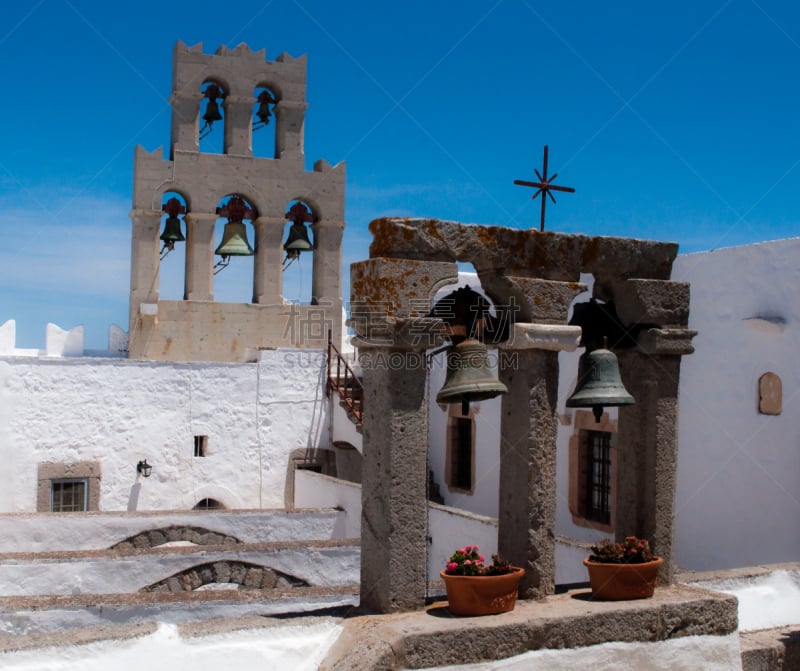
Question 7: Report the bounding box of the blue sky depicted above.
[2,0,800,349]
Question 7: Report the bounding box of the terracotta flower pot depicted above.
[583,556,663,600]
[440,567,524,616]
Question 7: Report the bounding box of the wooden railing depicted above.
[327,330,363,425]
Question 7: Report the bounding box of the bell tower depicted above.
[128,41,345,362]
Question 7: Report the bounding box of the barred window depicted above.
[51,479,87,512]
[582,430,612,524]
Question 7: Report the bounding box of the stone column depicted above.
[169,95,200,154]
[253,216,284,304]
[615,328,695,585]
[274,100,307,162]
[357,319,441,613]
[128,209,161,331]
[223,96,254,156]
[312,220,344,345]
[498,323,582,599]
[184,212,216,301]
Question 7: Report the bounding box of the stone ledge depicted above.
[741,626,800,671]
[0,584,359,612]
[320,585,737,670]
[0,537,359,562]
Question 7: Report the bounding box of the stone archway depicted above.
[140,561,308,592]
[109,526,242,551]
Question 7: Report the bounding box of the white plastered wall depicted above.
[0,348,330,513]
[672,238,800,570]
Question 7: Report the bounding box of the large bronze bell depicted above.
[566,346,634,423]
[436,338,508,415]
[283,223,313,257]
[215,222,254,257]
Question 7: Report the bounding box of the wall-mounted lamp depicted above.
[137,459,153,478]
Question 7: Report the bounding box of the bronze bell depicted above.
[436,338,508,415]
[566,347,634,423]
[215,222,254,257]
[159,215,185,248]
[283,223,313,258]
[203,100,223,125]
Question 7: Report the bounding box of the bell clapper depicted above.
[213,255,230,274]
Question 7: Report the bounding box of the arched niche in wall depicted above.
[758,371,782,415]
[157,191,188,300]
[193,498,226,510]
[252,85,278,158]
[282,199,316,304]
[199,80,226,154]
[213,194,257,304]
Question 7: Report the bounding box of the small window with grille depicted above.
[581,430,612,524]
[51,479,88,512]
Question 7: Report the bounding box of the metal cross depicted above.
[514,145,575,231]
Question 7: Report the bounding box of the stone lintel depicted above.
[501,323,582,352]
[610,279,690,328]
[479,275,586,323]
[637,328,697,356]
[350,258,457,320]
[352,317,446,352]
[367,218,678,282]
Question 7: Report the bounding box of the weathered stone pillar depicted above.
[170,95,200,153]
[275,100,307,161]
[609,279,695,585]
[615,329,695,584]
[351,257,456,613]
[357,320,440,612]
[128,209,161,321]
[253,216,283,304]
[129,210,161,300]
[184,212,215,301]
[498,323,582,599]
[223,96,254,156]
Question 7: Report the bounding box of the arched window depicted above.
[213,195,256,303]
[157,192,187,300]
[193,498,226,510]
[252,85,278,158]
[282,200,315,303]
[199,81,226,154]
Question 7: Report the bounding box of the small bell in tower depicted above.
[283,202,315,269]
[566,339,634,423]
[200,84,224,140]
[253,90,276,130]
[159,197,186,259]
[214,196,255,273]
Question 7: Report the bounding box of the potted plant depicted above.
[583,536,663,600]
[440,545,524,615]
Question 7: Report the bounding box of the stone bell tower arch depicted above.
[352,218,695,612]
[128,41,345,362]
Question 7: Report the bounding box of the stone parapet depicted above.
[320,585,738,670]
